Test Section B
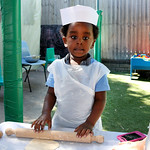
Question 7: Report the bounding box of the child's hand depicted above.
[74,121,94,138]
[31,113,51,132]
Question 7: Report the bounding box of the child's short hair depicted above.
[60,23,99,40]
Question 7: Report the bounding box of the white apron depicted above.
[47,58,110,133]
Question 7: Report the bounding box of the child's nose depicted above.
[77,38,83,44]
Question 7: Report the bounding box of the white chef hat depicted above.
[60,5,98,26]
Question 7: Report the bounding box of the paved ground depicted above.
[0,66,49,124]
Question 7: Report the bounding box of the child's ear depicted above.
[90,40,96,49]
[62,36,68,47]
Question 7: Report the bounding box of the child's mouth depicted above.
[74,48,84,52]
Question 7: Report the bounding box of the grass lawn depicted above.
[102,73,150,134]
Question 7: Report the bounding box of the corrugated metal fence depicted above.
[99,0,150,61]
[41,0,96,25]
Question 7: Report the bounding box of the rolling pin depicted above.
[0,130,3,138]
[5,128,104,143]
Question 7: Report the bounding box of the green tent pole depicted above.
[1,0,23,122]
[94,10,103,62]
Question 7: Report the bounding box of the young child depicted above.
[31,5,110,137]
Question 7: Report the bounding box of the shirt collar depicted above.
[64,53,92,66]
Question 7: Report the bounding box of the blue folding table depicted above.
[130,55,150,79]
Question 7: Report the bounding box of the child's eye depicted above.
[83,36,89,40]
[71,36,77,39]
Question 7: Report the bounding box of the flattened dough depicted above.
[25,139,59,150]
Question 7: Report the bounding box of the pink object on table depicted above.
[117,131,146,142]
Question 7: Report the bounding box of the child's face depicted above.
[63,22,96,58]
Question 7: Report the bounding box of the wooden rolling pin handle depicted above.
[5,128,104,143]
[92,135,104,143]
[5,128,15,136]
[0,130,3,138]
